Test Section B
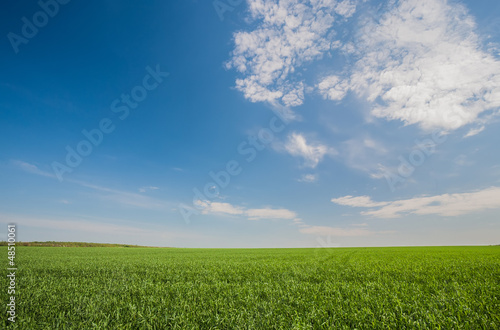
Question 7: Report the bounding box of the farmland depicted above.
[2,246,499,329]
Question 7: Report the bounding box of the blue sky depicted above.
[1,0,499,248]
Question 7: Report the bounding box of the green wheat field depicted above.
[2,245,499,329]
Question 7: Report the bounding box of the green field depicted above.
[2,246,499,329]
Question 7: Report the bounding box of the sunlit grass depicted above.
[2,246,499,329]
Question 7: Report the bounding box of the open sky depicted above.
[1,0,499,248]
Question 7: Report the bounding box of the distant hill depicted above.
[0,241,155,247]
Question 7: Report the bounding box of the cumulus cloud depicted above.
[317,74,350,101]
[283,132,334,168]
[227,0,357,107]
[229,0,500,131]
[332,186,500,218]
[323,0,500,131]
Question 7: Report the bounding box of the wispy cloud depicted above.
[138,186,160,193]
[331,195,389,208]
[464,126,485,138]
[339,137,389,178]
[454,154,474,167]
[298,173,318,183]
[11,160,56,178]
[0,213,204,243]
[282,132,335,168]
[74,181,168,210]
[10,159,169,210]
[0,214,152,236]
[332,187,500,218]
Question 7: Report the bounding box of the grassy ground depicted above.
[0,241,151,247]
[1,246,499,329]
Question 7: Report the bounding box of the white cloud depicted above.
[284,132,334,168]
[198,200,298,221]
[331,195,389,208]
[227,0,357,107]
[339,137,389,178]
[298,173,318,183]
[333,0,356,17]
[340,0,500,131]
[246,207,297,220]
[332,186,500,218]
[317,74,350,101]
[292,218,308,227]
[73,181,169,210]
[464,126,485,138]
[0,213,204,244]
[195,199,394,239]
[229,0,500,131]
[11,160,55,178]
[139,186,159,193]
[200,202,245,215]
[0,214,153,236]
[10,160,167,210]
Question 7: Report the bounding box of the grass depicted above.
[0,241,152,248]
[1,246,499,329]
